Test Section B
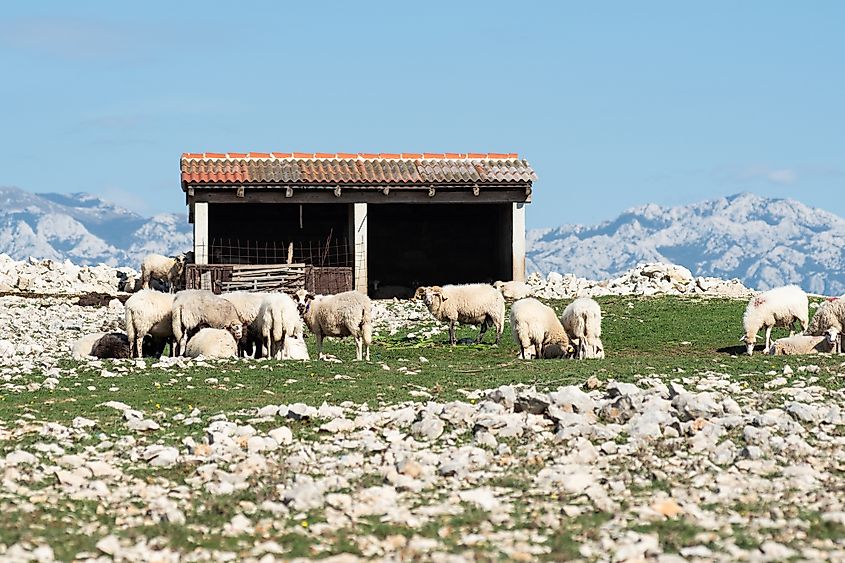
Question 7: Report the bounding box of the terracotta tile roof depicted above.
[181,152,536,186]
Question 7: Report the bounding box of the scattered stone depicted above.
[142,445,179,467]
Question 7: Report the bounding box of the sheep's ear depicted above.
[305,292,315,302]
[739,335,747,342]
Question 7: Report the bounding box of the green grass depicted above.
[2,295,840,434]
[0,294,842,560]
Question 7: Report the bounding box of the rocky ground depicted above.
[528,263,754,300]
[1,292,845,561]
[0,254,756,301]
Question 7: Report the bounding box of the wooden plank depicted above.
[191,187,531,205]
[230,272,304,280]
[221,282,304,292]
[229,264,305,271]
[230,271,305,279]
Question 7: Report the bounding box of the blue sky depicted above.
[1,1,842,229]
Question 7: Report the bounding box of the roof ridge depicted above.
[181,152,521,160]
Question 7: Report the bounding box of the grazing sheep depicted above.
[768,329,839,355]
[90,332,131,359]
[561,297,605,359]
[257,292,303,360]
[826,327,841,354]
[171,290,243,356]
[184,328,238,359]
[806,298,845,354]
[741,285,809,355]
[71,332,105,360]
[419,284,505,346]
[125,289,176,358]
[494,280,533,301]
[141,251,193,292]
[295,289,373,361]
[411,286,427,301]
[221,291,268,357]
[510,298,570,359]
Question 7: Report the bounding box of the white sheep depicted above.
[71,332,105,360]
[140,251,193,292]
[221,291,268,357]
[768,329,839,355]
[805,299,845,354]
[494,280,533,301]
[184,328,238,359]
[125,289,176,358]
[419,284,505,346]
[283,335,310,360]
[510,298,571,359]
[295,289,373,361]
[741,285,808,355]
[561,297,605,359]
[171,290,243,356]
[257,292,303,360]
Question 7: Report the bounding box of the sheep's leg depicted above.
[133,336,143,359]
[279,331,287,360]
[534,342,542,360]
[355,337,363,361]
[273,335,285,360]
[263,335,271,360]
[476,319,489,344]
[449,322,457,346]
[316,334,325,360]
[764,326,773,354]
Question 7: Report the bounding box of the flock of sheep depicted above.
[70,253,845,362]
[71,254,607,362]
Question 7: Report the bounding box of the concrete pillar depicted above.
[194,202,209,265]
[512,202,526,282]
[352,203,368,293]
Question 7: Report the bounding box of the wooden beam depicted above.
[190,188,531,205]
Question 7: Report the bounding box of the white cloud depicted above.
[765,168,797,184]
[735,166,799,185]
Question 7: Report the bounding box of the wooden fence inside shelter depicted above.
[185,264,352,295]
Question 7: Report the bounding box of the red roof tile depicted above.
[180,152,536,186]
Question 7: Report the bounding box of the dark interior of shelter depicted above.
[208,203,351,267]
[205,201,513,297]
[367,203,512,297]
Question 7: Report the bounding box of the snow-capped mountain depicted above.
[527,193,845,295]
[0,186,192,267]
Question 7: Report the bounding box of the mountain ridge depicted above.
[0,186,192,267]
[527,192,845,294]
[2,187,844,294]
